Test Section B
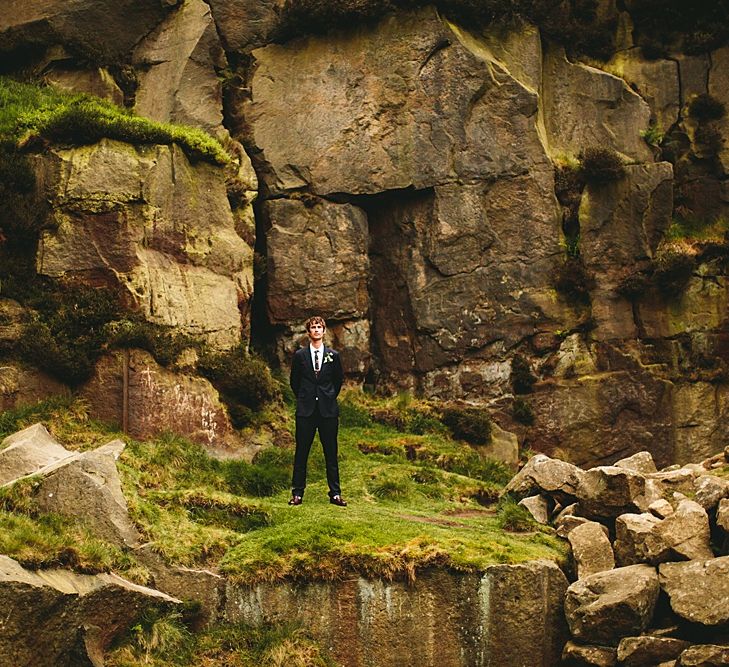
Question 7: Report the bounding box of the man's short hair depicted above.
[305,316,326,332]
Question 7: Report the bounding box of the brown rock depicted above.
[133,0,227,136]
[0,554,179,667]
[615,451,658,475]
[579,163,673,341]
[32,440,140,547]
[504,454,584,501]
[0,0,175,64]
[708,47,729,176]
[81,350,248,455]
[42,66,124,105]
[542,46,653,162]
[606,51,680,131]
[617,636,691,666]
[659,556,729,626]
[244,8,552,196]
[265,197,369,323]
[562,641,617,666]
[0,363,69,412]
[649,499,674,519]
[576,465,647,518]
[564,565,660,644]
[35,140,250,349]
[568,521,616,579]
[527,371,674,469]
[206,0,282,52]
[0,423,71,486]
[614,512,662,566]
[678,645,729,667]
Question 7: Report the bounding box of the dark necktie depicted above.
[314,350,320,377]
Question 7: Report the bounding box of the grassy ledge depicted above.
[0,77,229,165]
[0,394,567,586]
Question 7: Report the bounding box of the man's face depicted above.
[308,322,325,342]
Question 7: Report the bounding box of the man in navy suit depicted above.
[288,315,347,507]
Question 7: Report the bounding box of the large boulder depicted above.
[0,363,68,412]
[614,500,713,566]
[526,370,675,469]
[617,636,691,666]
[226,562,568,667]
[659,556,729,626]
[694,474,729,511]
[133,0,227,137]
[370,178,563,391]
[35,140,251,349]
[0,423,71,485]
[564,565,660,645]
[605,51,680,132]
[567,521,616,580]
[243,7,553,196]
[30,440,140,547]
[80,350,247,455]
[614,451,658,475]
[206,0,282,52]
[576,465,648,518]
[503,454,584,501]
[0,554,179,667]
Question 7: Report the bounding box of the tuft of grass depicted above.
[510,354,536,395]
[512,397,535,426]
[198,345,281,429]
[0,77,229,165]
[496,496,538,533]
[440,404,491,445]
[641,124,664,147]
[687,94,726,122]
[579,147,626,183]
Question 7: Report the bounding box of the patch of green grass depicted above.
[108,617,338,667]
[0,510,146,579]
[664,216,729,244]
[496,496,539,532]
[0,77,229,165]
[1,395,566,585]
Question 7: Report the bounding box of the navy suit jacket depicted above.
[290,345,344,418]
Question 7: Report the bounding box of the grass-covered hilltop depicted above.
[0,392,565,666]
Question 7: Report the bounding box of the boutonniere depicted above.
[323,352,334,364]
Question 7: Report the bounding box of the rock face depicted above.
[35,140,251,349]
[245,8,553,196]
[133,0,227,136]
[81,350,246,454]
[226,562,569,667]
[564,565,660,645]
[0,555,179,667]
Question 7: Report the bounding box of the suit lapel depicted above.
[303,346,315,378]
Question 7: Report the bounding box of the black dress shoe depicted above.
[329,495,347,507]
[288,495,303,506]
